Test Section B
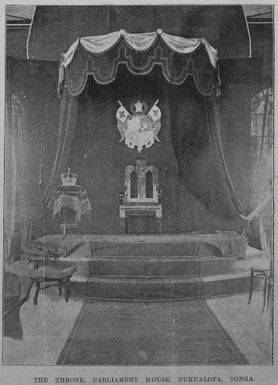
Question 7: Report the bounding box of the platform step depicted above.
[37,233,247,259]
[36,235,266,301]
[37,238,267,301]
[67,271,262,301]
[64,255,239,277]
[90,241,221,257]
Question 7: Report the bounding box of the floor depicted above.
[3,290,272,365]
[207,294,272,365]
[3,292,84,365]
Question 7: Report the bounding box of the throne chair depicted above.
[119,159,162,234]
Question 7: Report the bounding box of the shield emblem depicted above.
[116,100,161,153]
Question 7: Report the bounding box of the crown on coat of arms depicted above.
[134,100,144,113]
[131,100,147,115]
[60,168,78,186]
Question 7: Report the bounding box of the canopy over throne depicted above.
[19,20,249,240]
[119,159,162,233]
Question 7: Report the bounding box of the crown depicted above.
[60,168,78,186]
[131,100,147,115]
[134,100,144,112]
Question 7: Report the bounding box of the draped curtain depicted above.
[26,90,79,239]
[168,81,246,218]
[18,30,246,241]
[59,29,219,97]
[204,95,246,216]
[60,30,218,68]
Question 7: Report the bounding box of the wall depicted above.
[6,27,29,59]
[27,6,250,62]
[249,22,273,83]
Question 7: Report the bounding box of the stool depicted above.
[4,259,77,314]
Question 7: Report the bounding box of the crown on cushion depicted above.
[60,168,78,186]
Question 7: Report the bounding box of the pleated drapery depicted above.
[58,29,219,97]
[204,94,246,216]
[168,82,246,218]
[26,89,79,239]
[60,29,218,70]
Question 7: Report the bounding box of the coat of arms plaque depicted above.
[116,100,161,153]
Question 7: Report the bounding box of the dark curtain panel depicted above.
[4,59,64,337]
[204,94,246,216]
[27,89,80,239]
[168,79,246,218]
[6,59,246,243]
[6,59,61,260]
[3,273,23,340]
[5,94,18,262]
[3,88,80,338]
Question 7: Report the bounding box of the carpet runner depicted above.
[57,299,248,365]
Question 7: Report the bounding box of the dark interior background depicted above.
[6,59,255,243]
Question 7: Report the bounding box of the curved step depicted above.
[63,255,239,277]
[91,241,217,257]
[37,233,247,258]
[67,271,262,301]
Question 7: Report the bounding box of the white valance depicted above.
[61,29,218,69]
[59,29,219,96]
